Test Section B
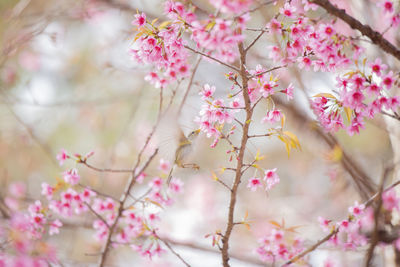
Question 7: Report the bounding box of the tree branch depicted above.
[221,40,253,267]
[310,0,400,61]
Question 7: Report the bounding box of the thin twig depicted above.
[156,233,191,267]
[78,160,134,173]
[247,65,287,79]
[178,56,202,116]
[84,202,110,228]
[245,30,266,52]
[184,45,241,73]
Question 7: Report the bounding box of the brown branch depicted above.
[381,110,400,122]
[285,177,400,266]
[155,233,191,267]
[285,229,339,265]
[310,0,400,61]
[84,202,110,228]
[221,39,253,267]
[78,160,134,173]
[160,237,265,266]
[98,148,159,266]
[245,30,266,52]
[248,133,273,138]
[364,167,391,266]
[247,65,287,79]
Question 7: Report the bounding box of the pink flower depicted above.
[302,0,318,11]
[319,24,335,38]
[369,58,387,76]
[267,18,282,34]
[63,168,80,185]
[158,159,170,173]
[262,110,282,124]
[283,83,294,100]
[247,177,262,191]
[56,149,69,166]
[132,12,146,27]
[378,1,394,13]
[318,216,331,232]
[149,177,163,191]
[382,189,399,211]
[8,182,26,198]
[200,84,216,100]
[169,178,184,193]
[260,81,277,97]
[382,71,395,89]
[264,168,280,190]
[49,219,62,235]
[41,183,54,200]
[280,3,297,18]
[348,201,365,216]
[298,56,312,70]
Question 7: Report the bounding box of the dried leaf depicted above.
[269,220,282,228]
[313,93,336,99]
[344,107,352,122]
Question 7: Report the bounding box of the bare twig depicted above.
[247,65,287,79]
[78,160,134,173]
[184,45,241,73]
[155,233,191,267]
[84,202,110,228]
[178,56,202,116]
[245,30,266,52]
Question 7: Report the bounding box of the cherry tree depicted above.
[0,0,400,266]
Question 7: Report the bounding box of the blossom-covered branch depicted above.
[310,0,400,61]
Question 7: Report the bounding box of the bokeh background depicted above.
[0,0,399,266]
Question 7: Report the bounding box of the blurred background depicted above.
[0,0,399,266]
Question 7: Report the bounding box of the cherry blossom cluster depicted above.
[247,168,280,192]
[268,1,360,72]
[311,59,400,135]
[189,13,247,63]
[0,148,186,263]
[130,9,191,88]
[130,0,252,89]
[0,183,58,266]
[195,83,241,146]
[247,65,294,103]
[52,150,183,258]
[319,191,400,253]
[255,225,304,263]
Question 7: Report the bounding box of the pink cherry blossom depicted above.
[280,3,297,18]
[132,12,146,27]
[262,110,282,124]
[56,149,69,166]
[247,177,262,191]
[264,168,280,190]
[369,58,387,76]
